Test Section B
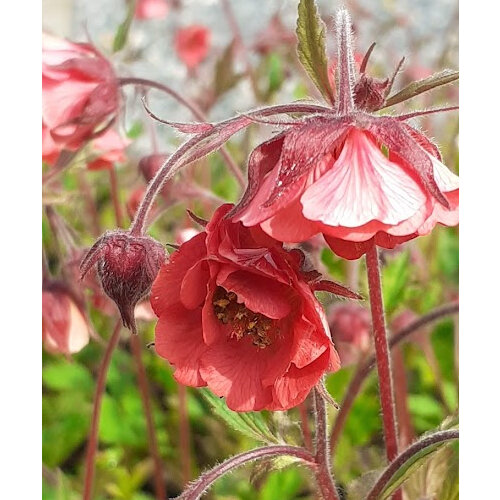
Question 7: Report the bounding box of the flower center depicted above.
[212,286,274,349]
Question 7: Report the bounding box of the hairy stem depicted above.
[365,429,459,500]
[128,102,328,236]
[179,446,315,500]
[83,320,122,500]
[130,335,167,500]
[366,245,399,462]
[335,9,356,115]
[313,389,340,500]
[329,302,459,452]
[118,77,245,188]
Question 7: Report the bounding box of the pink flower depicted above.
[42,122,61,165]
[174,25,211,70]
[231,113,458,262]
[328,303,371,365]
[230,10,458,260]
[86,129,129,170]
[151,204,360,411]
[42,33,120,151]
[42,282,90,355]
[135,0,169,19]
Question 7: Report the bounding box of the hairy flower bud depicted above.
[80,230,166,333]
[354,74,389,111]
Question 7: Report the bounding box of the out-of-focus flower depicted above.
[42,122,61,165]
[42,33,120,151]
[151,204,360,411]
[86,129,129,170]
[174,25,211,70]
[135,0,169,20]
[175,227,200,246]
[328,303,371,365]
[42,282,90,354]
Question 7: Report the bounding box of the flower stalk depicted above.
[83,320,122,500]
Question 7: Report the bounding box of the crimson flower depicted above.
[80,231,166,334]
[42,33,120,151]
[151,204,360,411]
[230,11,458,260]
[174,25,211,70]
[135,0,169,19]
[42,282,90,355]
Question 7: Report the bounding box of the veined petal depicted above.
[301,129,427,227]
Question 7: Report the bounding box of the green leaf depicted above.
[42,361,94,395]
[296,0,335,104]
[113,0,137,53]
[201,388,280,444]
[374,431,458,499]
[384,69,459,108]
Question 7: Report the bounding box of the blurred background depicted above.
[42,1,458,499]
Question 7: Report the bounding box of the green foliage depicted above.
[296,0,335,104]
[201,388,281,444]
[382,251,410,315]
[113,0,137,52]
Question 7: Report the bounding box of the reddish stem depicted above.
[83,320,122,500]
[365,245,399,460]
[365,244,401,500]
[130,335,167,500]
[329,302,459,453]
[179,446,315,500]
[118,77,245,188]
[313,389,340,500]
[109,167,124,228]
[177,383,192,485]
[298,398,313,451]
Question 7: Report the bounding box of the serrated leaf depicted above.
[384,69,459,108]
[214,41,242,98]
[113,0,137,53]
[296,0,335,104]
[201,388,281,444]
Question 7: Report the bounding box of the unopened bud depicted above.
[80,230,166,333]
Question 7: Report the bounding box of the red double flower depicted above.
[151,204,359,411]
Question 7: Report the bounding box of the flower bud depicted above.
[80,230,166,333]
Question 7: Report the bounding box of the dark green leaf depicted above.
[296,0,335,104]
[384,69,459,108]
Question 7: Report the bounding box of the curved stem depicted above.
[83,320,122,500]
[329,302,459,452]
[313,389,340,500]
[365,429,459,500]
[128,102,328,236]
[118,77,245,188]
[130,335,167,500]
[366,245,399,463]
[178,446,315,500]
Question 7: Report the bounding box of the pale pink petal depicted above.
[66,299,90,353]
[301,129,427,227]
